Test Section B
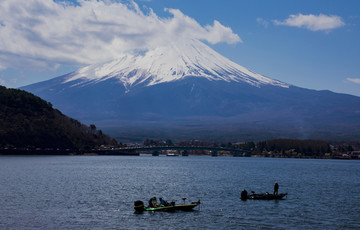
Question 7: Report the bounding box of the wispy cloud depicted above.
[257,18,269,28]
[0,0,241,70]
[273,13,345,32]
[347,78,360,84]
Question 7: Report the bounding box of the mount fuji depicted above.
[22,39,360,141]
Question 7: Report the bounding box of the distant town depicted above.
[2,138,359,160]
[129,138,360,159]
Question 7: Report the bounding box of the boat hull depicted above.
[134,200,200,212]
[246,193,287,200]
[144,206,176,212]
[173,202,200,211]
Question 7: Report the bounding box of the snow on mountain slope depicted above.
[21,38,360,141]
[64,39,289,90]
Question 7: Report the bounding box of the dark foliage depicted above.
[255,139,331,156]
[144,139,174,147]
[0,86,117,150]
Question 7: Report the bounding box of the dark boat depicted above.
[247,192,287,200]
[241,190,287,200]
[134,199,200,213]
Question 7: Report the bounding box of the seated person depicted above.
[148,197,158,207]
[159,197,167,207]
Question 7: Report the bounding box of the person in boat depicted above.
[159,197,165,207]
[148,197,154,207]
[274,182,279,195]
[148,197,158,207]
[241,189,248,200]
[153,197,159,207]
[159,197,170,206]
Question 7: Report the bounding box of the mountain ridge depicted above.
[21,40,360,141]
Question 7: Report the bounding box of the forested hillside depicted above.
[0,86,117,150]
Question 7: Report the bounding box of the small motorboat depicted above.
[247,192,287,200]
[241,189,287,200]
[134,198,200,213]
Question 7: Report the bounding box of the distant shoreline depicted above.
[1,148,358,160]
[0,148,139,156]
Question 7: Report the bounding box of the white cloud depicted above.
[347,78,360,84]
[273,13,345,31]
[0,0,241,70]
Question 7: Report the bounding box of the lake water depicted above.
[0,155,359,229]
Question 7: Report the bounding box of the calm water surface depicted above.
[0,156,359,229]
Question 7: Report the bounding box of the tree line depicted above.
[0,86,118,151]
[142,138,358,158]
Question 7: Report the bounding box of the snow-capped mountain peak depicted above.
[64,39,289,89]
[21,39,360,141]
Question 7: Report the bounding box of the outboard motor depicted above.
[241,189,248,201]
[134,200,144,213]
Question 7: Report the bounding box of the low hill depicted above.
[0,86,117,151]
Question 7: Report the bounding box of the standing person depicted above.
[274,182,279,195]
[241,189,248,200]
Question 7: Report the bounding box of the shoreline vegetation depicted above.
[139,139,360,160]
[0,86,118,150]
[1,138,359,160]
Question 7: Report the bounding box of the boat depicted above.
[247,192,287,200]
[241,190,287,200]
[134,199,200,213]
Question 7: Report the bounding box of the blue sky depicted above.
[0,0,359,96]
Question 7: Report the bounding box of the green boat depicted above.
[143,205,176,212]
[134,199,200,213]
